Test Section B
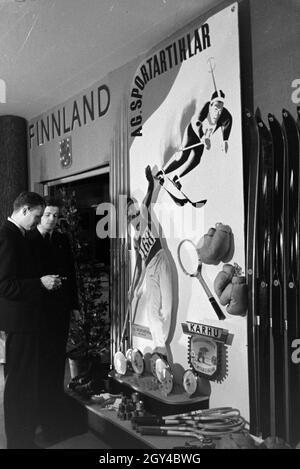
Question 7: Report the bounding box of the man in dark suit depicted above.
[0,192,62,449]
[29,197,80,443]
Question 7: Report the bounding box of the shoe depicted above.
[155,169,165,185]
[68,374,91,390]
[75,379,106,397]
[172,175,182,190]
[155,169,164,178]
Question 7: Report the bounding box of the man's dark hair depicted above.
[44,196,64,209]
[210,89,225,102]
[13,191,45,211]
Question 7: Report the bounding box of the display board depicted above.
[128,3,249,419]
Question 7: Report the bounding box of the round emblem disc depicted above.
[131,349,145,375]
[155,357,170,382]
[149,352,163,377]
[159,367,174,396]
[183,369,198,395]
[114,351,127,375]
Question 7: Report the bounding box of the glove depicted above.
[214,264,248,316]
[197,223,234,265]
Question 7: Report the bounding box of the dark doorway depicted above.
[47,170,111,368]
[51,172,110,266]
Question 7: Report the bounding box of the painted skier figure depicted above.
[157,90,232,190]
[127,165,173,356]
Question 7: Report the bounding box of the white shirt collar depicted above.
[7,217,26,237]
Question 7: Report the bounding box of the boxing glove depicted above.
[197,223,234,265]
[214,264,248,317]
[214,264,235,297]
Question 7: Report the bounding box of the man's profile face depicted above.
[40,206,60,232]
[209,101,224,124]
[23,205,44,230]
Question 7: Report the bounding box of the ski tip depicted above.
[255,107,262,119]
[282,108,291,119]
[255,115,264,127]
[268,113,280,126]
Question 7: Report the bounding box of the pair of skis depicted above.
[246,107,300,444]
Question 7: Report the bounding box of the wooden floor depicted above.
[0,364,110,450]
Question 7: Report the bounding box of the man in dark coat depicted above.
[0,192,62,449]
[29,197,80,442]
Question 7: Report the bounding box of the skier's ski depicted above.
[166,176,207,208]
[268,113,287,439]
[157,175,207,208]
[160,185,189,207]
[255,111,273,438]
[282,108,300,444]
[245,109,260,435]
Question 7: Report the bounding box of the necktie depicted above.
[44,233,51,245]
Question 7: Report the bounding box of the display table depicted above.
[66,369,210,449]
[85,405,205,449]
[109,370,209,416]
[66,387,256,449]
[66,388,200,449]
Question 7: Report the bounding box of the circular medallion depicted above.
[131,349,145,375]
[114,351,127,375]
[149,352,163,377]
[126,348,133,361]
[158,367,174,396]
[155,357,170,382]
[182,369,198,395]
[125,348,134,371]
